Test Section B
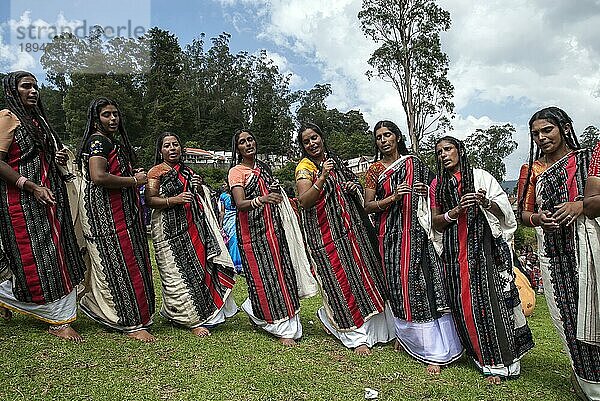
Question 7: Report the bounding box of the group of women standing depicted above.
[0,70,598,399]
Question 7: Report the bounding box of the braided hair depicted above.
[372,120,409,161]
[76,97,136,170]
[153,131,185,166]
[517,106,580,218]
[2,71,62,155]
[296,122,358,182]
[434,136,475,213]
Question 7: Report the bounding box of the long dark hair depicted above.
[517,106,580,218]
[153,131,185,166]
[2,71,62,154]
[76,97,136,169]
[434,136,475,212]
[372,120,409,160]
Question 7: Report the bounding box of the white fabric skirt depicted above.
[241,298,302,340]
[189,296,238,329]
[317,305,394,349]
[394,313,463,365]
[0,280,77,324]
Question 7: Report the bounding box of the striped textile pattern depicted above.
[0,124,84,304]
[235,163,300,324]
[374,156,447,323]
[441,170,533,368]
[81,137,155,328]
[154,164,234,322]
[540,149,600,382]
[300,157,386,331]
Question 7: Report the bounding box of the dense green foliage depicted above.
[464,124,518,183]
[28,27,375,169]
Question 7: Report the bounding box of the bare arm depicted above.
[431,192,478,232]
[231,185,282,212]
[297,159,333,209]
[88,156,146,189]
[364,183,412,214]
[144,178,194,210]
[584,176,600,218]
[0,150,56,204]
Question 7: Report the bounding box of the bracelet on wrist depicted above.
[15,176,28,190]
[312,183,321,192]
[376,200,385,211]
[133,176,138,186]
[444,211,458,223]
[529,213,538,227]
[166,197,170,207]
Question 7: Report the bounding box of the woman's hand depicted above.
[552,201,583,226]
[55,149,69,166]
[320,159,334,179]
[539,210,560,231]
[32,185,56,205]
[191,175,201,189]
[474,189,488,205]
[133,171,147,186]
[343,181,359,193]
[458,192,478,211]
[413,182,428,197]
[175,191,194,204]
[262,192,283,205]
[392,182,412,201]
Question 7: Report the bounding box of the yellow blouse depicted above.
[295,157,317,181]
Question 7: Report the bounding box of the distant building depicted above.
[185,148,290,170]
[185,148,228,167]
[346,155,374,176]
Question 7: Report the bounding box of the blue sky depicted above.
[2,0,600,180]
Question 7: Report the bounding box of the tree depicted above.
[359,0,454,155]
[580,125,600,149]
[418,133,442,172]
[464,124,518,183]
[296,84,373,159]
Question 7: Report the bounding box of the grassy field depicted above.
[0,267,577,401]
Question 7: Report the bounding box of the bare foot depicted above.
[354,345,372,356]
[394,339,402,352]
[191,327,211,337]
[486,376,502,385]
[126,329,156,343]
[426,364,441,375]
[48,324,83,343]
[0,306,12,321]
[279,337,297,347]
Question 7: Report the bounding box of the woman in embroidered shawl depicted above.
[518,107,600,400]
[364,121,462,373]
[432,136,533,384]
[146,132,237,337]
[219,182,242,274]
[76,97,156,342]
[0,71,85,341]
[295,123,392,356]
[228,129,313,346]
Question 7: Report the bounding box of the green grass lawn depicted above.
[0,264,577,401]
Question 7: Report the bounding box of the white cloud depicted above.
[236,0,600,179]
[262,50,307,88]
